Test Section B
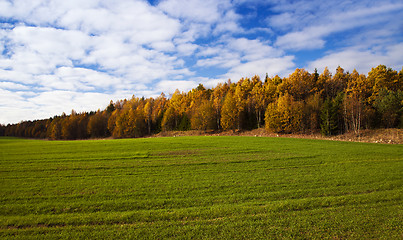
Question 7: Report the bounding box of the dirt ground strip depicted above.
[154,128,403,144]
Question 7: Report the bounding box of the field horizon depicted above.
[1,136,402,239]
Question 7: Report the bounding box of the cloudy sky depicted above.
[1,0,402,124]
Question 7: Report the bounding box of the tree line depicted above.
[1,65,402,140]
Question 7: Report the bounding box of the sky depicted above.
[1,0,402,124]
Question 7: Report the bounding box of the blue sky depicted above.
[1,0,402,124]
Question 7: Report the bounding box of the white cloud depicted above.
[156,80,198,95]
[228,38,281,61]
[3,26,90,72]
[190,76,225,89]
[34,91,102,115]
[196,37,292,80]
[0,89,30,108]
[0,1,191,85]
[196,50,240,68]
[0,88,38,123]
[212,9,242,35]
[267,0,324,32]
[307,43,403,74]
[275,26,327,50]
[0,106,38,124]
[274,2,403,50]
[1,0,402,125]
[224,56,295,81]
[0,0,199,123]
[176,43,199,56]
[0,81,30,90]
[0,89,132,123]
[0,69,33,84]
[42,67,121,91]
[158,0,241,39]
[158,0,231,24]
[267,12,295,31]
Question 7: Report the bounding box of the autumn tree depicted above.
[211,82,229,130]
[285,68,313,101]
[368,65,399,96]
[265,93,303,133]
[220,90,238,131]
[107,108,119,137]
[251,76,266,128]
[324,66,347,99]
[106,100,115,114]
[398,67,403,91]
[151,93,167,133]
[144,99,153,135]
[317,67,332,98]
[234,78,248,130]
[133,105,147,137]
[261,75,281,104]
[343,70,371,133]
[5,65,403,139]
[112,97,148,138]
[161,106,176,131]
[191,99,216,130]
[60,111,89,140]
[88,110,109,138]
[187,84,212,130]
[47,116,63,140]
[161,90,186,131]
[113,107,132,138]
[264,102,282,133]
[303,93,322,132]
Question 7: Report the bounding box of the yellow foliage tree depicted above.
[221,90,238,130]
[191,99,216,130]
[265,93,303,133]
[211,82,229,130]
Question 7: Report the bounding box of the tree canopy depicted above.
[2,65,402,139]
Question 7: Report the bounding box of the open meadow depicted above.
[1,136,402,239]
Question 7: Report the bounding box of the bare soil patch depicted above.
[153,128,403,144]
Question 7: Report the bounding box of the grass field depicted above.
[0,136,402,239]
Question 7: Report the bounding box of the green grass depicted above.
[0,136,402,239]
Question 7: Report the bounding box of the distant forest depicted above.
[1,64,402,139]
